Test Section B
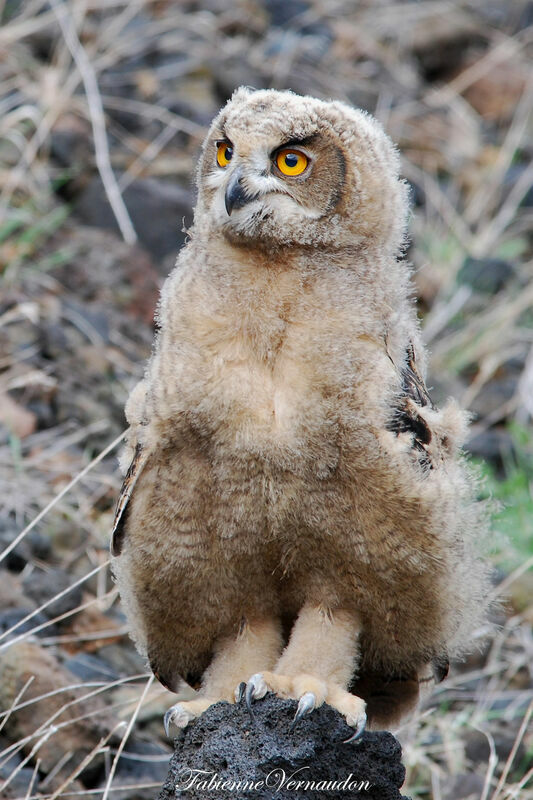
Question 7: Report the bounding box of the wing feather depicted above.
[111,443,149,556]
[387,342,434,466]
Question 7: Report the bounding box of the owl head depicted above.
[194,87,408,254]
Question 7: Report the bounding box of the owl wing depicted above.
[387,342,434,466]
[111,442,149,556]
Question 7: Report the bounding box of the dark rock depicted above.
[0,608,54,640]
[0,764,39,798]
[159,695,411,800]
[212,68,268,107]
[23,567,83,619]
[0,524,51,572]
[406,179,425,207]
[25,398,57,430]
[464,727,525,769]
[0,529,27,572]
[0,641,121,791]
[113,736,171,783]
[1,0,24,23]
[260,0,332,42]
[50,126,90,170]
[63,299,111,344]
[444,772,485,800]
[465,427,515,469]
[516,2,533,32]
[469,377,518,419]
[64,652,120,683]
[457,257,516,294]
[74,177,193,262]
[0,736,37,798]
[0,734,22,771]
[503,164,533,208]
[47,518,89,562]
[29,530,51,562]
[262,0,309,27]
[0,517,27,572]
[98,642,148,676]
[95,775,160,800]
[463,729,493,765]
[49,114,94,194]
[413,30,486,83]
[39,320,71,360]
[50,226,161,325]
[489,692,533,717]
[0,570,33,611]
[92,736,171,800]
[21,16,57,62]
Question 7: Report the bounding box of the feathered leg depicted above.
[164,617,282,735]
[244,606,366,740]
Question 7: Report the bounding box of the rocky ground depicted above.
[0,1,532,798]
[160,697,411,800]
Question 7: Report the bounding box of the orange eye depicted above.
[276,148,308,176]
[216,141,233,168]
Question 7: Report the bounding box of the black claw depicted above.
[245,682,256,720]
[343,716,366,744]
[236,681,246,703]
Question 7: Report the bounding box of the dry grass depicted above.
[0,1,532,798]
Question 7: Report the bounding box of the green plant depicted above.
[477,422,533,571]
[0,201,72,283]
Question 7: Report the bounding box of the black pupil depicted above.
[225,145,233,160]
[285,153,298,167]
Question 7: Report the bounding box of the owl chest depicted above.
[207,347,316,441]
[185,318,335,456]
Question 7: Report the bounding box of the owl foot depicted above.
[242,671,366,742]
[163,697,215,737]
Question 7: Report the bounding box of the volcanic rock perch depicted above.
[159,694,411,799]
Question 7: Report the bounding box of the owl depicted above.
[111,88,489,739]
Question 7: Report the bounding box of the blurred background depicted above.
[0,1,532,798]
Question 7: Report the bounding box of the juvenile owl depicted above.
[111,88,489,738]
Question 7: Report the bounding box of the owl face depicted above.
[195,88,407,253]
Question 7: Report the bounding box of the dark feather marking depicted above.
[273,133,319,152]
[149,656,188,693]
[111,443,147,557]
[432,656,450,684]
[387,343,434,467]
[402,343,433,409]
[328,145,347,211]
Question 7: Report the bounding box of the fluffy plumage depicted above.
[111,88,489,732]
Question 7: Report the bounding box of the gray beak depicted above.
[224,171,257,215]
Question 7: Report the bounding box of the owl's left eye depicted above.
[275,148,309,176]
[216,141,233,168]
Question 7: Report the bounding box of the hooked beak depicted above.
[224,170,258,215]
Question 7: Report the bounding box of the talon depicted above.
[245,681,256,719]
[244,673,267,720]
[164,708,174,738]
[343,713,367,744]
[235,681,246,703]
[290,691,316,730]
[163,702,196,736]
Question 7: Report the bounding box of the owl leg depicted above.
[244,606,366,741]
[164,618,282,736]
